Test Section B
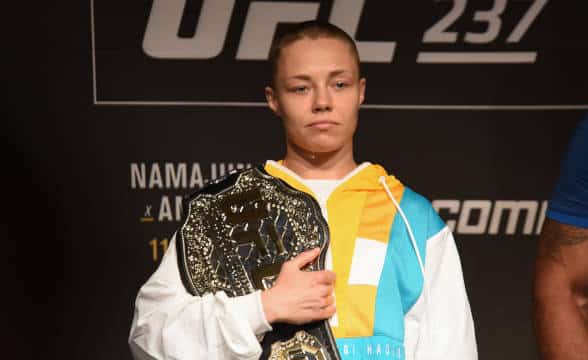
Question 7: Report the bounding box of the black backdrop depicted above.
[17,1,588,359]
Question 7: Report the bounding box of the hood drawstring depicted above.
[379,176,432,350]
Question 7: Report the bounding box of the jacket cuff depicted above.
[229,290,273,337]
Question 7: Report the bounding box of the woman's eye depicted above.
[334,81,348,89]
[292,86,308,93]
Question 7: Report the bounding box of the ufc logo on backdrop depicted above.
[142,0,395,62]
[93,0,586,107]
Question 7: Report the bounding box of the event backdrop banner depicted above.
[92,0,588,107]
[32,1,588,359]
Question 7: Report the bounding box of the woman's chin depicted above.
[288,137,348,158]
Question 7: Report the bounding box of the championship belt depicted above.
[176,166,341,360]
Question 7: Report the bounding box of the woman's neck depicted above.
[282,143,357,180]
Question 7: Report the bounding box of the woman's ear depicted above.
[265,86,281,116]
[358,77,366,105]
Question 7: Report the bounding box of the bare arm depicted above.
[534,218,588,359]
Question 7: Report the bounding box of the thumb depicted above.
[290,247,321,269]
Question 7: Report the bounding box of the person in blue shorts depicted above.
[534,114,588,359]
